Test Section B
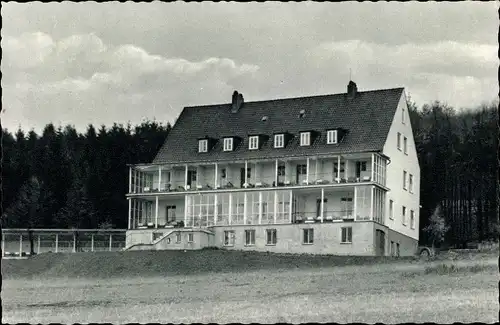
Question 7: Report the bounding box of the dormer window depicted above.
[300,132,311,146]
[249,136,259,150]
[198,139,208,153]
[274,134,284,148]
[326,130,338,144]
[223,137,234,151]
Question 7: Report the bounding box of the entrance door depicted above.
[375,229,386,256]
[316,198,327,218]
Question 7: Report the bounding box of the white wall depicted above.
[382,92,421,241]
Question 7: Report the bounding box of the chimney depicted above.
[231,90,244,113]
[347,80,357,98]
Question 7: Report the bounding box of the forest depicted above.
[2,99,498,247]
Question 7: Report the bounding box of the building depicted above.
[125,81,420,256]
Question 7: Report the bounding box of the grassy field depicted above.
[2,249,498,323]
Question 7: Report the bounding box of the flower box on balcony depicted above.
[363,176,371,181]
[143,187,151,192]
[196,185,203,190]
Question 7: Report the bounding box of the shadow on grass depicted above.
[401,263,497,278]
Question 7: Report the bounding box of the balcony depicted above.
[128,153,388,195]
[128,185,387,229]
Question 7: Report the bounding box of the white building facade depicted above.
[125,82,420,256]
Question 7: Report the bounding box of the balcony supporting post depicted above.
[214,163,218,189]
[37,235,41,254]
[258,192,263,224]
[155,196,159,228]
[73,232,76,253]
[109,234,112,252]
[158,167,162,191]
[214,194,218,225]
[371,153,375,182]
[289,190,293,223]
[128,198,132,230]
[370,186,374,221]
[1,233,5,258]
[19,234,22,256]
[353,187,358,221]
[228,193,233,225]
[274,191,278,224]
[315,157,319,182]
[243,193,248,224]
[275,159,279,186]
[320,187,325,223]
[55,234,58,253]
[244,161,248,186]
[184,196,189,226]
[91,234,94,252]
[184,164,188,189]
[337,156,341,182]
[306,158,310,184]
[129,167,132,193]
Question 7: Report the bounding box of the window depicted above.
[188,233,194,243]
[327,130,338,144]
[166,206,176,223]
[333,162,345,173]
[176,232,181,243]
[266,229,277,245]
[402,108,406,124]
[274,134,284,148]
[300,132,311,146]
[409,174,414,193]
[397,132,401,150]
[249,136,259,150]
[245,230,255,246]
[341,227,352,243]
[223,138,233,151]
[410,210,415,229]
[277,165,285,177]
[403,171,407,190]
[389,200,394,220]
[224,230,235,246]
[221,168,227,179]
[402,206,407,225]
[303,228,314,244]
[198,139,208,153]
[153,232,163,241]
[403,137,408,154]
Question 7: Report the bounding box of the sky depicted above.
[1,2,498,134]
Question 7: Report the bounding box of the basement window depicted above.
[223,137,234,151]
[341,227,352,243]
[303,228,314,244]
[249,136,259,150]
[188,233,194,243]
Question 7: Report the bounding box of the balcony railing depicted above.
[131,172,378,194]
[292,210,354,224]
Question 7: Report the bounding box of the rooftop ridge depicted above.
[184,87,405,109]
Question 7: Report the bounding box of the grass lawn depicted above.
[2,250,498,323]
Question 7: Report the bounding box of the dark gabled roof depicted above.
[152,87,404,164]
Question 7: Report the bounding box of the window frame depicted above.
[397,132,401,150]
[402,206,407,226]
[248,136,259,150]
[223,230,235,246]
[187,233,194,243]
[341,227,353,243]
[403,136,408,155]
[223,137,234,152]
[300,132,311,146]
[302,228,314,244]
[403,170,407,190]
[274,134,285,148]
[389,200,394,220]
[326,130,338,144]
[402,107,406,124]
[266,229,277,245]
[410,210,415,229]
[175,232,182,243]
[244,229,256,246]
[409,174,413,193]
[198,139,208,153]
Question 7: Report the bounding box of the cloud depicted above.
[2,32,261,133]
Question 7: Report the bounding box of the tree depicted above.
[2,176,44,254]
[423,205,450,250]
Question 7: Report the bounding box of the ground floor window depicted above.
[341,227,352,243]
[303,228,314,244]
[188,233,194,243]
[224,230,235,246]
[176,232,181,243]
[266,229,277,245]
[245,230,255,246]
